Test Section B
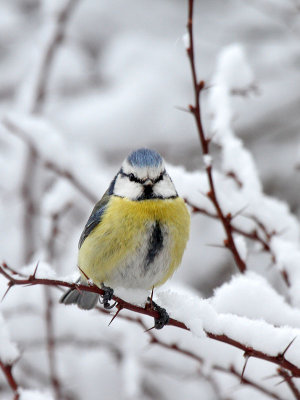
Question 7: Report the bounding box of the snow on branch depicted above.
[2,117,97,204]
[18,0,80,114]
[1,262,300,380]
[185,0,247,274]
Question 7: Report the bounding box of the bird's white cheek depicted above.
[113,177,143,200]
[153,177,177,198]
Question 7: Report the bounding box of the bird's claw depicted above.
[100,285,114,309]
[147,297,169,330]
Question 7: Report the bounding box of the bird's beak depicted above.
[144,179,152,186]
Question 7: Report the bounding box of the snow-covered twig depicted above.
[2,118,97,204]
[31,0,80,114]
[96,307,286,400]
[1,263,300,379]
[186,0,247,274]
[185,199,276,262]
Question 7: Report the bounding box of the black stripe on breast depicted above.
[145,221,164,268]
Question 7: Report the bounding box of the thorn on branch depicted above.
[29,261,40,281]
[241,354,250,383]
[197,80,205,92]
[278,337,297,361]
[108,304,123,326]
[1,282,15,302]
[188,104,195,113]
[278,368,300,399]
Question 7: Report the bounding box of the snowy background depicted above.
[1,0,300,399]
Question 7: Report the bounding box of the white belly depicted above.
[105,223,171,289]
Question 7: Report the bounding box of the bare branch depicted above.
[186,0,246,273]
[2,118,97,204]
[44,287,62,400]
[0,360,20,400]
[31,0,80,114]
[278,369,300,400]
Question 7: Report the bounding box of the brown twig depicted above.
[44,287,62,400]
[278,369,300,400]
[1,263,300,378]
[2,118,97,204]
[31,0,80,114]
[20,141,38,263]
[185,199,276,258]
[99,309,285,400]
[0,360,20,400]
[4,0,80,263]
[186,0,246,273]
[46,202,73,262]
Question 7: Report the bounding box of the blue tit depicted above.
[61,148,190,320]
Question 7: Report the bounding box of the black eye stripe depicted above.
[152,171,166,184]
[120,170,166,184]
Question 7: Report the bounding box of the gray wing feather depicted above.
[78,190,111,249]
[60,279,99,310]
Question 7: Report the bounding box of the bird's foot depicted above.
[100,284,115,309]
[147,297,169,330]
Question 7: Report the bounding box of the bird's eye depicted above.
[129,173,136,182]
[154,172,164,184]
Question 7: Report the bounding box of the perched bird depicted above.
[60,148,190,328]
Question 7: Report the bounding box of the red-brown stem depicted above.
[44,287,62,400]
[31,0,80,114]
[0,360,19,400]
[186,0,246,273]
[2,118,97,204]
[98,310,285,400]
[1,264,299,378]
[185,199,274,257]
[278,369,300,400]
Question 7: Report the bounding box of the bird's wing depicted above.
[78,189,111,249]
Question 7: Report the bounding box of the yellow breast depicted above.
[78,196,190,288]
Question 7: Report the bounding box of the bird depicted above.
[60,148,190,328]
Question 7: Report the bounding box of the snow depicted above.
[1,1,300,399]
[19,389,54,400]
[203,154,212,168]
[182,32,190,49]
[113,287,149,306]
[211,272,300,328]
[214,44,255,90]
[20,261,57,280]
[233,235,248,262]
[157,285,300,360]
[3,113,70,170]
[0,312,19,364]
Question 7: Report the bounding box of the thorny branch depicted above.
[185,198,292,287]
[4,0,81,263]
[31,0,80,114]
[44,287,62,400]
[2,118,97,204]
[186,0,246,274]
[185,198,275,256]
[278,369,300,400]
[96,307,286,400]
[1,263,300,381]
[44,201,73,400]
[0,360,20,400]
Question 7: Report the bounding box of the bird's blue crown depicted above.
[127,148,163,168]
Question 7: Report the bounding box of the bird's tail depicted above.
[60,281,99,310]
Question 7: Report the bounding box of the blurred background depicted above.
[1,0,300,399]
